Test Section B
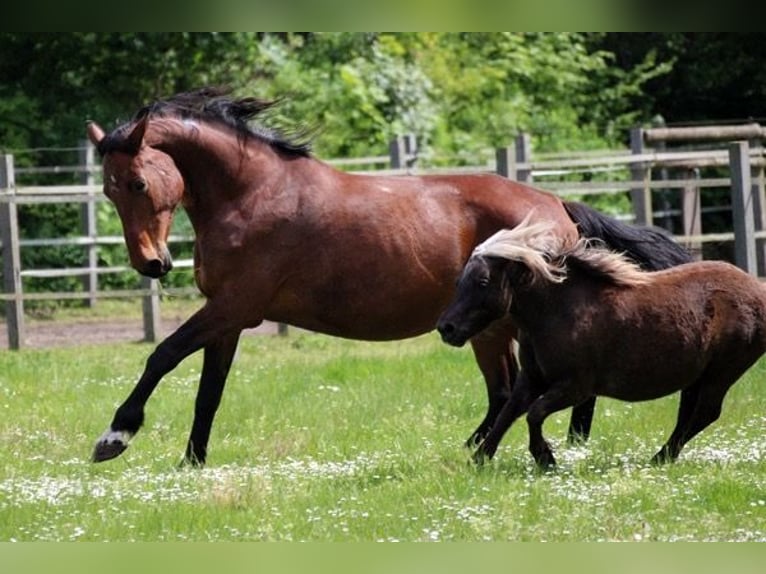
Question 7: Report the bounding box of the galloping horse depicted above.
[86,87,691,465]
[438,216,766,468]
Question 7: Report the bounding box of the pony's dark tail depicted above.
[563,200,693,270]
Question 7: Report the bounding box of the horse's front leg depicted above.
[92,306,234,463]
[183,331,241,466]
[466,322,517,447]
[473,372,536,464]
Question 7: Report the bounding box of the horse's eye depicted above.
[130,178,148,193]
[478,276,490,288]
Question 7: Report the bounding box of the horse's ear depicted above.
[504,259,532,287]
[86,121,105,145]
[125,116,148,153]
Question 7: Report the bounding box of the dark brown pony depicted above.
[86,87,691,465]
[438,216,766,468]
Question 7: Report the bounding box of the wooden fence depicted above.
[1,124,765,349]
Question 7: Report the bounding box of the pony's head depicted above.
[437,215,567,347]
[437,214,652,346]
[87,117,182,278]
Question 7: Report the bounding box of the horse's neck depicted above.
[508,282,563,333]
[147,119,292,221]
[150,121,249,178]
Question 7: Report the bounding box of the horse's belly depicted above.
[268,286,449,341]
[595,359,704,402]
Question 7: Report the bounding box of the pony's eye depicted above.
[130,178,148,193]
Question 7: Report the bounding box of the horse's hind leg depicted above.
[474,371,537,464]
[567,396,597,444]
[467,325,517,447]
[184,330,241,466]
[651,384,702,464]
[652,356,753,464]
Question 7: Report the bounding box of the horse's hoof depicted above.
[472,444,495,466]
[92,428,132,463]
[465,429,488,448]
[533,451,557,471]
[567,432,588,446]
[92,441,127,462]
[650,450,676,465]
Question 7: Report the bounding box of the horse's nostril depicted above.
[143,259,166,278]
[438,322,455,336]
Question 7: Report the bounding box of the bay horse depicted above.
[437,216,766,468]
[86,87,691,465]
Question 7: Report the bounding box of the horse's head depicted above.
[87,118,183,278]
[437,255,514,347]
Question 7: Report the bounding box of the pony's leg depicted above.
[184,330,242,466]
[567,396,597,444]
[651,356,751,464]
[467,325,517,447]
[651,379,738,464]
[92,305,238,463]
[468,324,597,448]
[473,372,536,464]
[651,384,701,464]
[526,385,583,469]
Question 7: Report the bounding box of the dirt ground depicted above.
[0,315,280,349]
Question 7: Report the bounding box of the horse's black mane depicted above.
[98,86,313,157]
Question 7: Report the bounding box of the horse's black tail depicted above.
[563,200,693,270]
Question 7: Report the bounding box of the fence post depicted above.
[141,275,161,343]
[80,140,98,307]
[513,133,532,184]
[629,127,653,226]
[749,138,766,276]
[388,136,407,170]
[0,154,25,349]
[729,141,757,275]
[403,133,417,167]
[679,167,702,259]
[495,146,512,178]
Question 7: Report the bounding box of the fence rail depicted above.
[2,125,765,349]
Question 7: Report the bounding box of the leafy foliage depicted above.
[1,33,764,303]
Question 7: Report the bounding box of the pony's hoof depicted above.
[533,450,557,471]
[650,450,676,465]
[464,435,482,449]
[92,428,132,462]
[472,443,495,466]
[92,440,127,462]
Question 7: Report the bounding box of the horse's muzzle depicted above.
[138,244,173,278]
[141,257,173,278]
[436,320,469,347]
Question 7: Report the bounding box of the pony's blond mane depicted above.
[473,214,652,286]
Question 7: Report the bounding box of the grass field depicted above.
[0,330,765,541]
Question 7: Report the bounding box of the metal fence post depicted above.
[0,154,25,349]
[729,141,757,275]
[80,140,98,307]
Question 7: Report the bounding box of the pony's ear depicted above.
[504,259,533,287]
[125,116,148,153]
[86,121,105,146]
